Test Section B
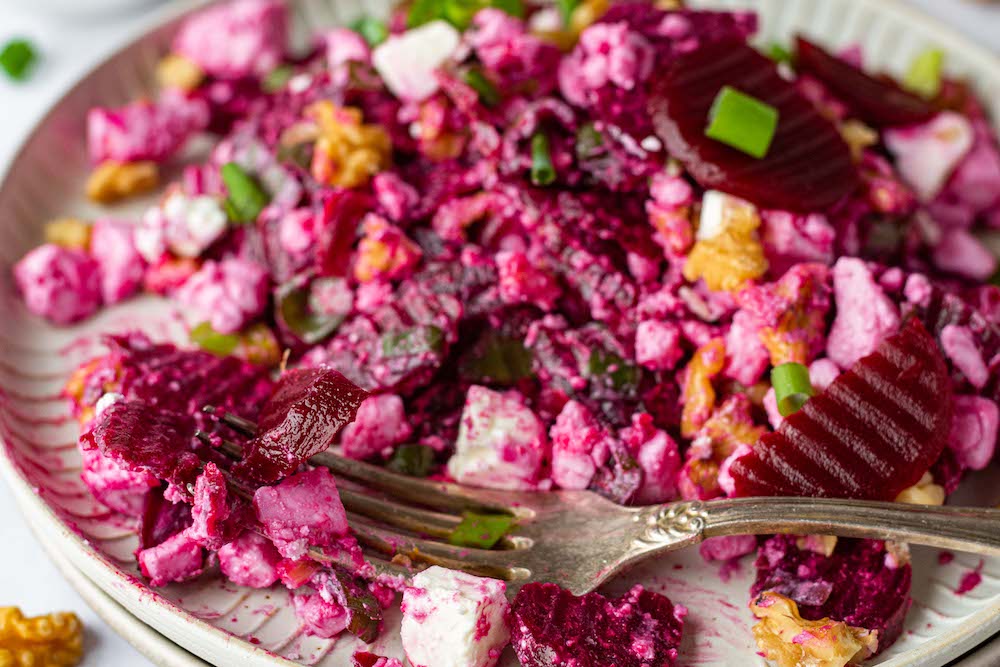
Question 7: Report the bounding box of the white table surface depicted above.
[0,1,998,666]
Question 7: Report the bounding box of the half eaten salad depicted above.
[11,0,1000,665]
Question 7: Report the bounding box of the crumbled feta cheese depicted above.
[218,532,282,588]
[14,244,102,325]
[885,112,974,202]
[826,257,900,369]
[447,386,548,490]
[401,567,510,667]
[253,468,349,559]
[372,21,461,102]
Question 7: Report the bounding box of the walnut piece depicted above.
[86,160,159,204]
[156,53,205,92]
[895,472,946,506]
[44,218,92,250]
[751,592,878,667]
[0,607,84,667]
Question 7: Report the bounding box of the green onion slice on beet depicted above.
[772,362,815,417]
[220,163,271,224]
[705,85,780,159]
[449,511,517,549]
[462,67,501,106]
[904,48,944,100]
[530,131,557,186]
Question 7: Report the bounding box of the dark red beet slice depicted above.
[316,190,371,278]
[730,318,952,500]
[753,535,912,652]
[511,582,685,667]
[138,484,193,551]
[649,38,859,212]
[84,400,200,488]
[796,37,937,127]
[233,368,369,483]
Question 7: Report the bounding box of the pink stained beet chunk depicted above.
[14,244,102,325]
[752,535,912,653]
[218,531,283,589]
[511,582,686,667]
[172,0,288,79]
[253,467,349,559]
[730,318,952,500]
[648,39,859,212]
[235,367,369,483]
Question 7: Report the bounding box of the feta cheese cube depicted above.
[447,386,548,490]
[401,567,511,667]
[373,21,460,102]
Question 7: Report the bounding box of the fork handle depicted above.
[695,497,1000,555]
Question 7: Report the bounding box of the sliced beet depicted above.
[649,38,859,212]
[730,318,951,500]
[233,368,369,483]
[84,400,201,488]
[511,582,685,667]
[796,37,937,128]
[316,190,371,277]
[138,484,193,551]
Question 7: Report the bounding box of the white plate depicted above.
[1,0,1000,665]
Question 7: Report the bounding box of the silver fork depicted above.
[204,408,1000,596]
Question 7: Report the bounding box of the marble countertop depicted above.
[0,1,997,665]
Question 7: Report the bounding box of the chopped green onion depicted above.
[449,511,516,549]
[351,16,389,46]
[386,444,436,477]
[262,65,294,93]
[460,334,534,385]
[772,362,814,417]
[767,42,794,65]
[530,132,557,186]
[190,322,240,357]
[408,0,523,30]
[220,162,271,224]
[556,0,582,27]
[705,86,780,159]
[462,67,501,106]
[586,348,641,393]
[0,38,37,81]
[381,325,445,358]
[575,123,605,161]
[904,48,945,100]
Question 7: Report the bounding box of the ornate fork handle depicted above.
[643,497,1000,556]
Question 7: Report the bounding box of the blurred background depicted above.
[0,0,997,665]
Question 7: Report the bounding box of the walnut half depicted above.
[750,592,878,667]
